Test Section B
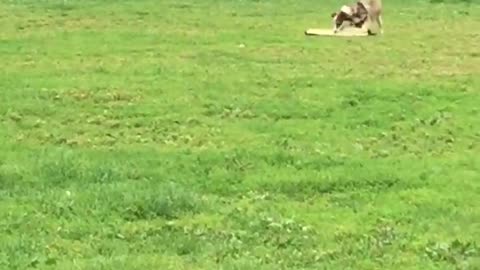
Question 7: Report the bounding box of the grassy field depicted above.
[1,0,479,269]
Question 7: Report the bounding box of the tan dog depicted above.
[331,0,383,35]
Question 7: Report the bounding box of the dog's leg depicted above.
[332,17,347,33]
[332,14,339,33]
[333,22,346,33]
[335,23,347,33]
[333,25,339,33]
[361,20,369,32]
[376,15,384,34]
[362,14,373,33]
[333,22,338,33]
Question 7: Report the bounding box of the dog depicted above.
[331,0,383,35]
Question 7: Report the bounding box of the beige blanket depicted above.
[305,28,369,37]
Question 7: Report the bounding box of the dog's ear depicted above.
[331,12,337,18]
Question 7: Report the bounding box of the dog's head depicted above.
[331,5,355,30]
[331,3,369,31]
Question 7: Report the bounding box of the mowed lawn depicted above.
[0,0,479,269]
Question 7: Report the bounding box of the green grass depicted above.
[1,0,479,269]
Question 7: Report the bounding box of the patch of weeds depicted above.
[46,3,77,11]
[180,204,321,265]
[88,162,125,184]
[260,173,402,199]
[123,182,202,220]
[37,150,86,187]
[39,190,76,219]
[262,151,346,171]
[425,239,478,267]
[203,103,256,119]
[224,151,254,173]
[327,192,369,211]
[117,221,210,256]
[5,110,23,122]
[36,150,128,186]
[0,162,23,191]
[219,150,254,186]
[220,257,270,270]
[191,152,255,195]
[430,0,473,3]
[0,236,45,269]
[223,208,317,251]
[247,214,316,249]
[335,222,398,258]
[264,151,296,167]
[171,233,200,256]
